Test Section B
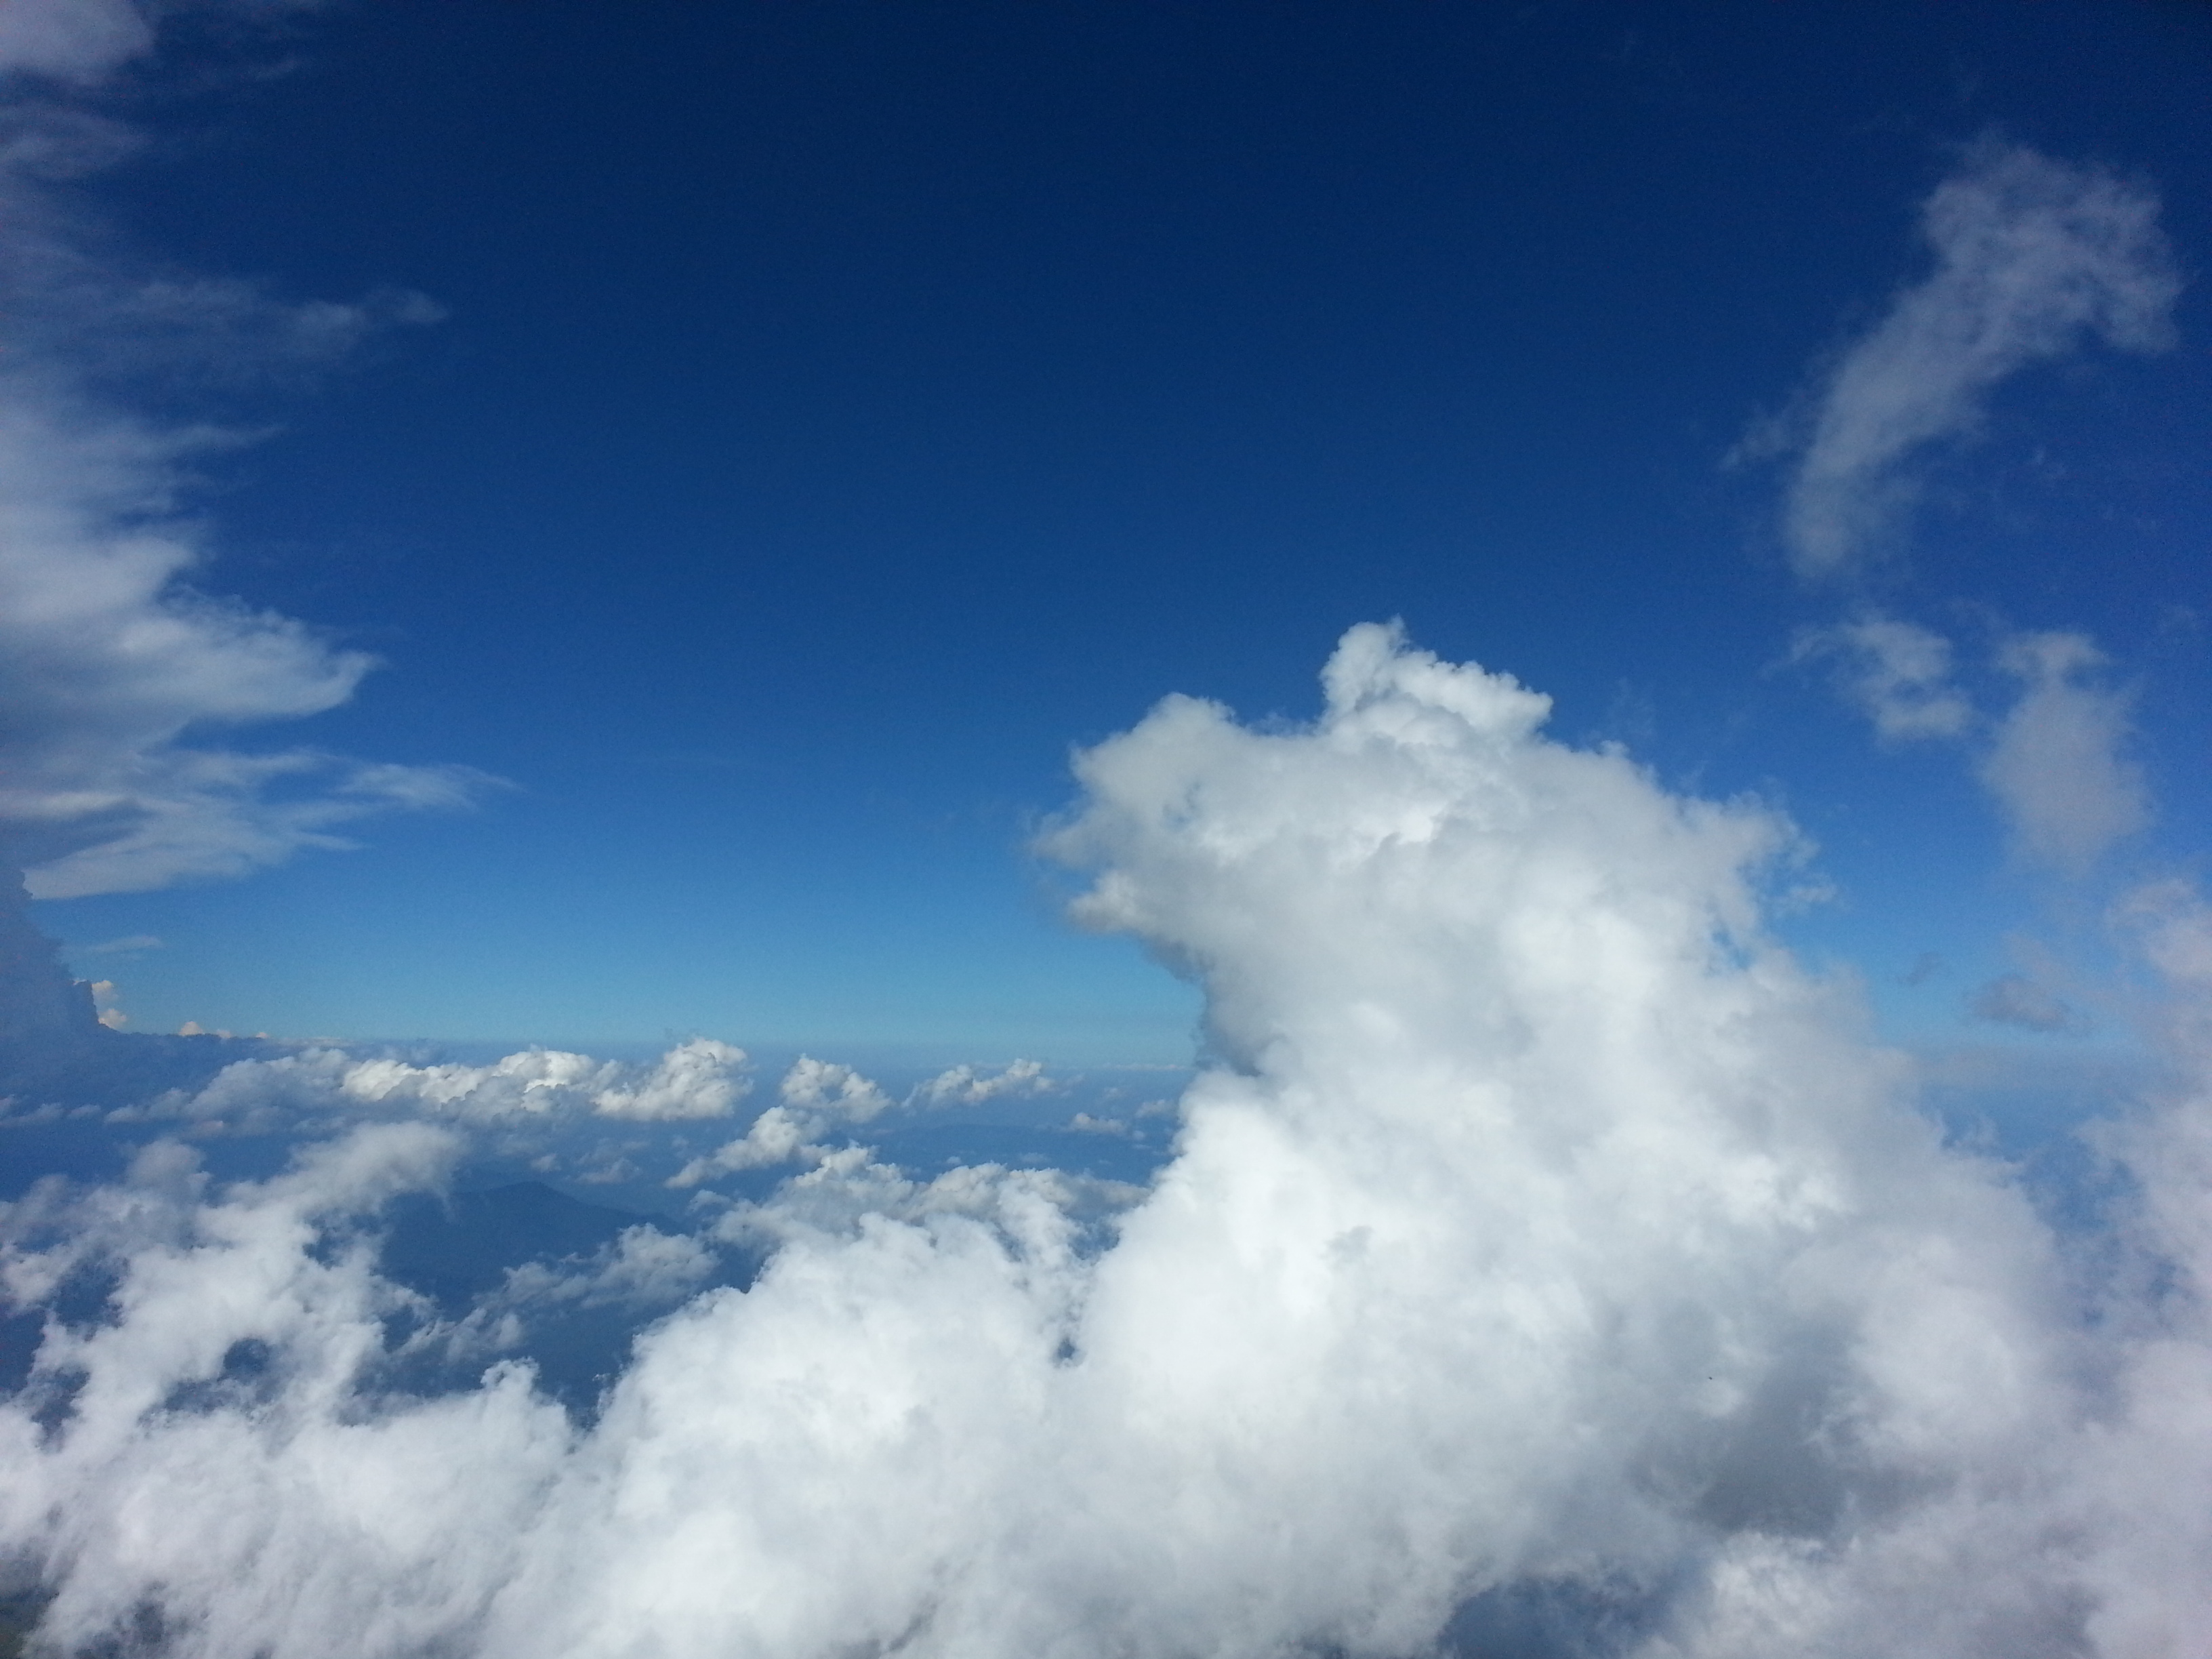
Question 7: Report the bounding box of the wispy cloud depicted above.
[0,2,486,899]
[1759,140,2179,579]
[1793,613,1975,741]
[1967,971,2087,1035]
[75,933,161,956]
[1980,630,2147,872]
[0,0,325,85]
[1801,615,2148,873]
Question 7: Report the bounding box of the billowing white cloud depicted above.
[1766,142,2178,579]
[1793,614,1975,741]
[777,1054,893,1118]
[1980,630,2146,871]
[0,9,484,899]
[5,626,2209,1656]
[590,1038,752,1121]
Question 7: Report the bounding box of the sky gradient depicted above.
[5,6,2212,1656]
[9,0,2207,1070]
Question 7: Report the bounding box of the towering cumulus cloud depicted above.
[3,626,2207,1656]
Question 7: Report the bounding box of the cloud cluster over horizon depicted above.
[4,626,2210,1657]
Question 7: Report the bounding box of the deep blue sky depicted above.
[33,0,2212,1062]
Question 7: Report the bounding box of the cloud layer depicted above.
[4,627,2209,1656]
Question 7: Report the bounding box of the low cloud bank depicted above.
[3,626,2209,1656]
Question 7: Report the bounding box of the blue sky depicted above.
[14,0,2212,1069]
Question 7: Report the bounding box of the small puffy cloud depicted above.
[2119,880,2212,990]
[1794,615,1975,742]
[1980,630,2146,870]
[1764,142,2179,579]
[1967,972,2087,1036]
[589,1038,751,1121]
[1800,618,2151,878]
[916,1057,1054,1107]
[776,1054,891,1120]
[669,1056,890,1184]
[143,1040,750,1132]
[87,978,125,1029]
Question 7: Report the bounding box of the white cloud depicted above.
[131,1039,751,1131]
[0,18,480,900]
[670,1056,890,1183]
[5,626,2211,1656]
[1767,141,2179,578]
[0,0,326,85]
[87,977,125,1029]
[914,1057,1053,1107]
[588,1038,752,1122]
[777,1054,891,1120]
[1793,614,1975,741]
[0,342,491,901]
[1798,617,2151,876]
[445,1226,720,1368]
[1980,630,2146,870]
[0,0,154,83]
